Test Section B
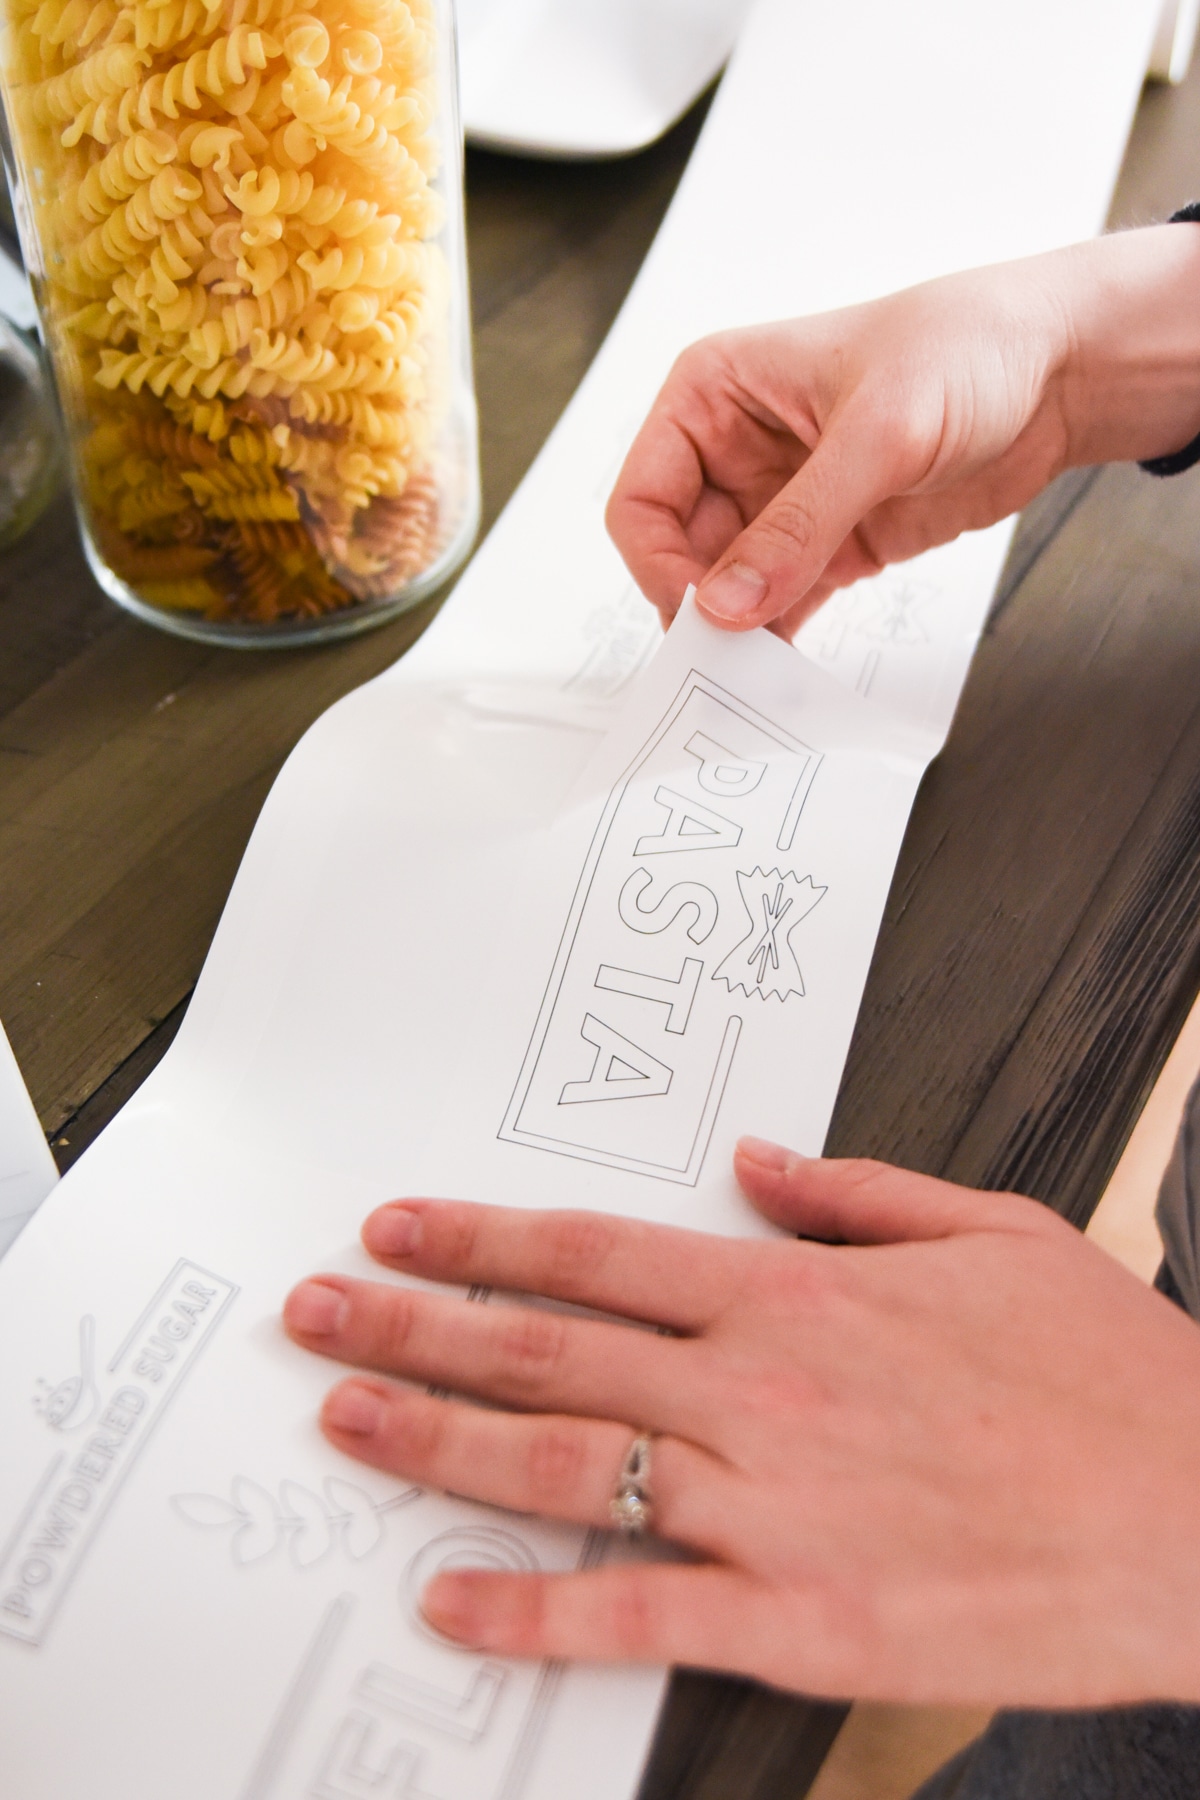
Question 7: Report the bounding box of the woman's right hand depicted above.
[606,226,1200,638]
[283,1150,1200,1709]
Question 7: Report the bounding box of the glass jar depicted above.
[0,0,478,644]
[0,308,59,544]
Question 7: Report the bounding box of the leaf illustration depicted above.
[280,1481,336,1570]
[291,1519,336,1569]
[322,1477,375,1520]
[323,1478,384,1560]
[171,1493,242,1530]
[279,1480,330,1524]
[172,1474,419,1569]
[231,1476,279,1528]
[231,1514,283,1567]
[229,1478,283,1566]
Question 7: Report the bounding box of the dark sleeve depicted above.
[1138,201,1200,477]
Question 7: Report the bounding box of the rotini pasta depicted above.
[1,0,470,628]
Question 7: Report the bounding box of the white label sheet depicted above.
[0,608,925,1800]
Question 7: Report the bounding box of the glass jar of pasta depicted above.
[0,0,477,643]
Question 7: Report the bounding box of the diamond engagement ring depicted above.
[609,1433,653,1536]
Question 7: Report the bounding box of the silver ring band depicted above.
[609,1432,653,1537]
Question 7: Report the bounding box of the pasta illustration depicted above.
[3,0,463,624]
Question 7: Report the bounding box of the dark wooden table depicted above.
[5,49,1200,1800]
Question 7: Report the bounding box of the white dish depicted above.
[456,0,753,159]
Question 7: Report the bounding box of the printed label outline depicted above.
[0,1257,239,1646]
[240,1529,608,1800]
[499,671,821,1183]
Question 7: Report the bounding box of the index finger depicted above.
[605,407,710,618]
[360,1199,749,1333]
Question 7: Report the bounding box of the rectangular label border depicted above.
[499,672,819,1180]
[0,1258,239,1647]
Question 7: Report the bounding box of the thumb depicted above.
[695,408,906,631]
[733,1139,1042,1245]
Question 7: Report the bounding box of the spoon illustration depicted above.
[34,1314,100,1432]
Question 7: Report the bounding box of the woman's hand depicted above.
[607,226,1200,637]
[283,1142,1200,1708]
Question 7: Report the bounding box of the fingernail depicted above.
[736,1136,793,1172]
[324,1381,384,1437]
[699,561,768,621]
[364,1204,422,1259]
[422,1572,487,1645]
[287,1278,349,1336]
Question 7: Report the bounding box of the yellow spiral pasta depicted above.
[3,0,459,623]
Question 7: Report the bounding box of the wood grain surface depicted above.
[3,46,1200,1800]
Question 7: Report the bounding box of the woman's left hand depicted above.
[283,1142,1200,1708]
